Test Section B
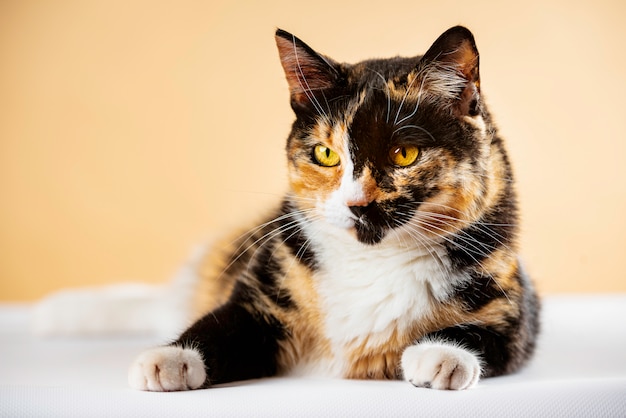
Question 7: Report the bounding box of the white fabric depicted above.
[1,295,625,417]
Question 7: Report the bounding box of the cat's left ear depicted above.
[275,29,342,113]
[420,26,481,117]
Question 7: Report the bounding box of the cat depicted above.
[127,26,540,391]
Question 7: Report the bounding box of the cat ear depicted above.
[420,26,481,116]
[275,29,341,113]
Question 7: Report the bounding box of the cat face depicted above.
[277,27,499,245]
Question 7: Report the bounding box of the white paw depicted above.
[401,341,481,390]
[128,346,206,391]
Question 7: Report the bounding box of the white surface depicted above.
[1,295,625,417]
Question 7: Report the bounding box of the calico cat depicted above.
[128,26,540,391]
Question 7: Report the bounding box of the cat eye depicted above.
[313,145,341,167]
[389,145,419,167]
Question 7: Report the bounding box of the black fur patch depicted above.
[421,324,511,377]
[176,283,285,385]
[252,244,297,310]
[445,208,517,271]
[280,200,318,270]
[453,272,507,312]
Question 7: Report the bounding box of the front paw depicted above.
[128,346,206,391]
[401,341,481,390]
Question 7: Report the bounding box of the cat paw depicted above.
[128,346,206,391]
[400,341,481,390]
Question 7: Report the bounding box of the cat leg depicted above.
[401,323,523,390]
[400,339,481,390]
[129,300,284,391]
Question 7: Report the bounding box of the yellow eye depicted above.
[389,145,419,167]
[313,145,340,167]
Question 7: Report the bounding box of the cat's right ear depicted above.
[419,26,481,117]
[275,29,341,113]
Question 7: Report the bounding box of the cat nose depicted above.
[349,202,374,219]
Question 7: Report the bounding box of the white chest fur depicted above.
[304,222,464,351]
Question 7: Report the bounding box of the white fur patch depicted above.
[322,129,362,229]
[401,340,481,390]
[128,346,206,391]
[31,283,170,336]
[31,244,207,337]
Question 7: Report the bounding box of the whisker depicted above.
[227,208,314,254]
[219,208,316,281]
[409,216,493,260]
[274,217,319,303]
[408,207,517,253]
[397,201,517,228]
[393,71,421,126]
[391,124,437,143]
[396,73,428,126]
[395,201,518,274]
[404,213,514,304]
[406,218,512,305]
[393,211,451,283]
[367,68,392,124]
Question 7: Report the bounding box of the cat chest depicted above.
[314,243,456,350]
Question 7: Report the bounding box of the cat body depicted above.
[128,26,540,391]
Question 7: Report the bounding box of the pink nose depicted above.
[345,197,371,207]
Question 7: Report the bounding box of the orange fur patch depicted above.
[268,246,333,372]
[288,121,350,208]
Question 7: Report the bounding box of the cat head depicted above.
[276,27,509,246]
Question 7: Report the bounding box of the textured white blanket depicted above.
[1,295,625,417]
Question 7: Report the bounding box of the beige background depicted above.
[1,0,625,301]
